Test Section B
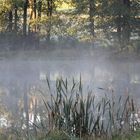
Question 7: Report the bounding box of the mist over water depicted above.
[0,47,139,137]
[0,48,140,107]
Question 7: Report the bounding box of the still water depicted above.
[0,50,140,116]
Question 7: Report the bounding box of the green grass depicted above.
[1,131,140,140]
[32,129,140,140]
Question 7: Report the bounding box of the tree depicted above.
[89,0,95,37]
[14,2,18,32]
[46,0,54,41]
[0,0,139,49]
[23,0,28,36]
[38,0,42,18]
[29,0,37,32]
[73,0,96,38]
[97,0,140,49]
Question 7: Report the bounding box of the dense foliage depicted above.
[0,0,139,50]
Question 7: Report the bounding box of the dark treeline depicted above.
[0,0,139,50]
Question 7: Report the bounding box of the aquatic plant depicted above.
[40,77,139,139]
[0,77,139,140]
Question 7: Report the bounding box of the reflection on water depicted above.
[0,53,140,128]
[0,58,140,96]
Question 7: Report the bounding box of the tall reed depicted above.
[40,77,139,139]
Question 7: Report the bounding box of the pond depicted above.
[0,49,140,127]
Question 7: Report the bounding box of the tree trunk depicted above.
[38,0,42,18]
[14,4,18,33]
[33,0,37,19]
[23,0,28,36]
[47,0,53,17]
[29,0,37,32]
[116,13,122,48]
[122,0,131,47]
[8,10,13,32]
[46,0,53,42]
[89,0,95,37]
[33,0,37,32]
[37,0,42,31]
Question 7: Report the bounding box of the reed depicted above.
[40,77,139,139]
[1,77,139,140]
